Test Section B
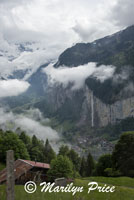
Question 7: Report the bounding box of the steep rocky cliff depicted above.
[42,83,134,128]
[83,86,134,127]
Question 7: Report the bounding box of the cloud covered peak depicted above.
[44,63,115,90]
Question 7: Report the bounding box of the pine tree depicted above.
[68,149,81,171]
[44,139,56,163]
[85,152,95,176]
[58,145,69,156]
[80,156,87,177]
[32,135,39,147]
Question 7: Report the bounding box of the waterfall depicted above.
[91,91,94,127]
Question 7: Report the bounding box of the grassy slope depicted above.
[0,177,134,200]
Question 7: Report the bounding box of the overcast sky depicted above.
[0,0,134,87]
[1,0,134,49]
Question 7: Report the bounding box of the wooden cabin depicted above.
[0,159,50,184]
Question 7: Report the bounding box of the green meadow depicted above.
[0,177,134,200]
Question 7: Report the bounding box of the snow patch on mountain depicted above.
[0,34,60,80]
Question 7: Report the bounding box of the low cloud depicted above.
[112,65,133,85]
[15,117,59,142]
[0,79,30,98]
[24,108,50,123]
[0,108,60,143]
[44,63,115,90]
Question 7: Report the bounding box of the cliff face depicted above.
[84,86,134,127]
[44,83,134,128]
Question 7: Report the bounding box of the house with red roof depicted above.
[0,159,50,184]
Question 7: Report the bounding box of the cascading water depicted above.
[91,91,94,127]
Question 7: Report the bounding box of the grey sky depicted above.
[0,0,134,78]
[1,0,133,45]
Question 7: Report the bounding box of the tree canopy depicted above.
[86,152,95,176]
[47,155,73,179]
[0,130,56,164]
[0,130,30,162]
[112,131,134,177]
[96,154,112,176]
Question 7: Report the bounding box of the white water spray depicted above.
[91,91,94,127]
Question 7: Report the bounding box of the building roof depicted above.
[0,159,50,184]
[20,159,50,169]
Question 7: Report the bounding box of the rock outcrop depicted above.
[44,83,134,128]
